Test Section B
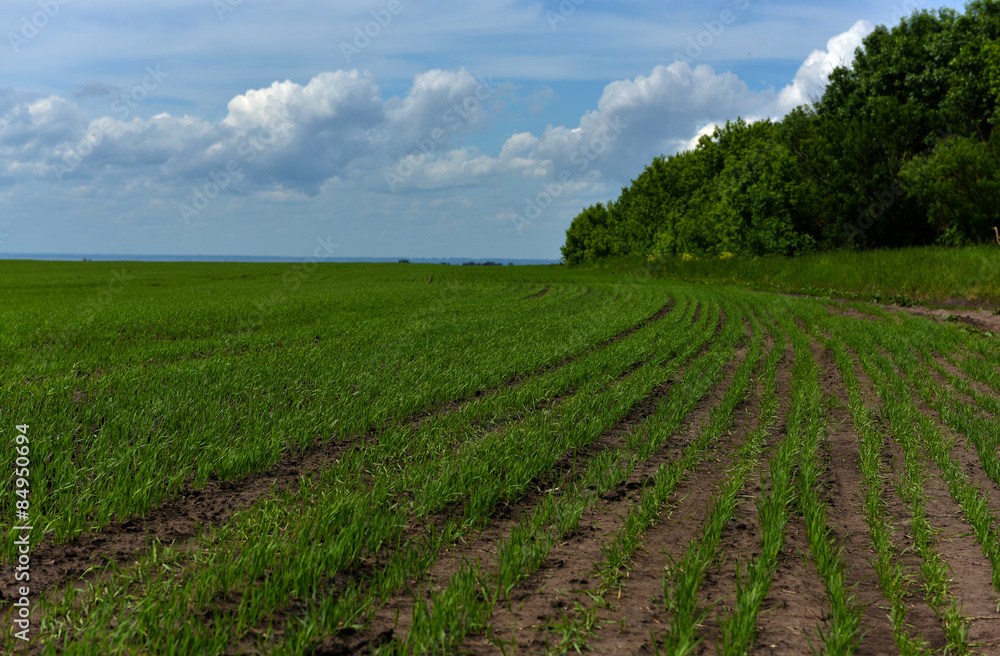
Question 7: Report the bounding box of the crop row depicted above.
[3,266,1000,655]
[21,288,726,652]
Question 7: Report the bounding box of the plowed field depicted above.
[2,262,999,655]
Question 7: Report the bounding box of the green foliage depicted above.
[708,122,816,256]
[562,1,1000,264]
[561,202,614,264]
[899,133,1000,244]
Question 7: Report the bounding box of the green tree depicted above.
[561,202,614,264]
[562,0,1000,262]
[899,132,1000,244]
[710,123,815,256]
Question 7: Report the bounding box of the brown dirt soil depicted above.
[824,302,884,322]
[670,354,782,655]
[327,307,1000,656]
[471,342,756,655]
[353,307,736,653]
[847,343,950,651]
[4,300,683,610]
[749,514,832,654]
[441,318,1000,656]
[885,303,1000,334]
[824,297,1000,334]
[903,363,1000,651]
[525,285,549,299]
[914,448,1000,652]
[4,437,348,611]
[719,336,835,656]
[810,343,897,655]
[441,316,759,655]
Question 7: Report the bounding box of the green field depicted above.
[2,261,1000,654]
[591,244,1000,307]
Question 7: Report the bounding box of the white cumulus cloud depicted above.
[0,22,873,202]
[777,20,873,112]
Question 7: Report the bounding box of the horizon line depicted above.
[0,253,563,264]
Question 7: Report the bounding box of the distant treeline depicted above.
[562,1,1000,264]
[399,259,511,266]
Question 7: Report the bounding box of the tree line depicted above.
[562,1,1000,264]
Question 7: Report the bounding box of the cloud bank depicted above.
[0,19,872,254]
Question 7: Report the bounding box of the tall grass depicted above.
[638,244,1000,304]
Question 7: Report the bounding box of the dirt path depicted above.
[885,303,1000,334]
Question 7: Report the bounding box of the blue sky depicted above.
[0,0,968,259]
